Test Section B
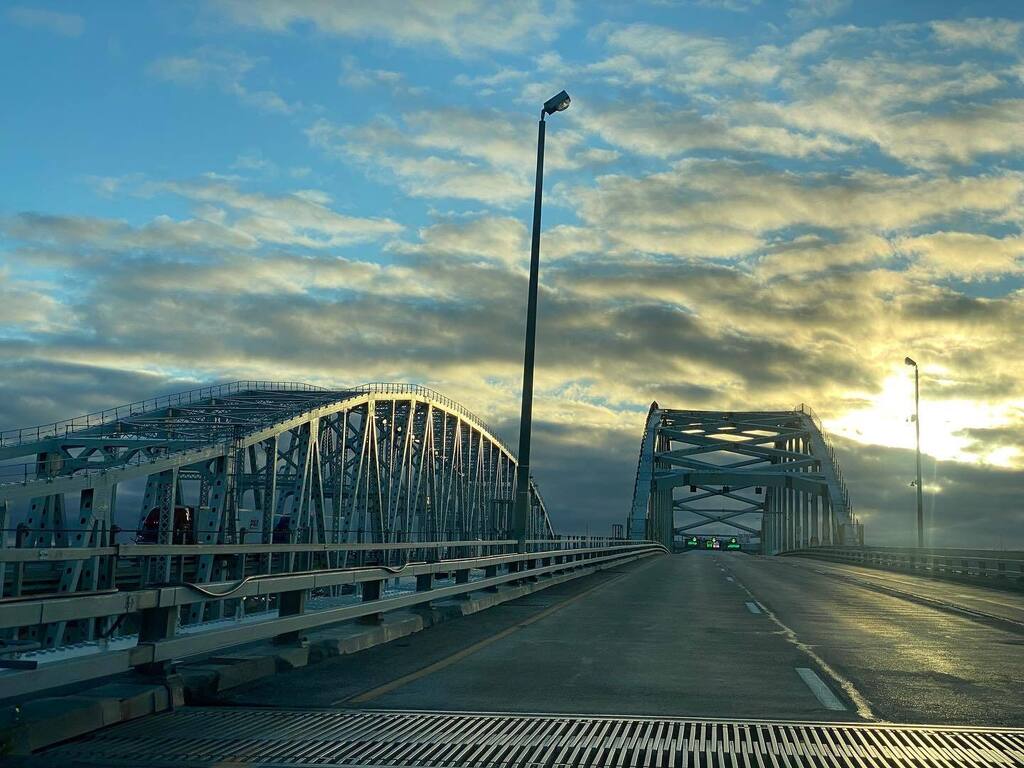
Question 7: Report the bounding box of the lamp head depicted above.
[904,356,917,367]
[543,90,571,115]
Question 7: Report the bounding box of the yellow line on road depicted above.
[346,559,657,704]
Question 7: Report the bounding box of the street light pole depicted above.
[905,357,924,548]
[512,90,571,551]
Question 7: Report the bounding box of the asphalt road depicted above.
[220,552,1024,726]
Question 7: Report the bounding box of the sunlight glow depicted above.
[828,370,1019,467]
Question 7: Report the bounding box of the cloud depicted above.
[211,0,574,56]
[595,23,779,91]
[2,210,259,254]
[898,232,1024,280]
[930,17,1023,52]
[340,57,425,96]
[569,161,1024,259]
[394,216,528,268]
[2,179,402,255]
[755,234,895,278]
[149,47,300,114]
[158,178,403,247]
[6,6,83,37]
[693,0,761,11]
[836,437,1024,548]
[306,108,597,206]
[580,101,850,160]
[788,0,850,22]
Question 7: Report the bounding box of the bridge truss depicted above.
[629,404,861,552]
[0,382,554,647]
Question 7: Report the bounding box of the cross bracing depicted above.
[0,382,553,646]
[629,403,860,552]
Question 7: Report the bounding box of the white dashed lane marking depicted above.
[796,667,847,711]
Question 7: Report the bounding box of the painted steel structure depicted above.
[629,403,861,552]
[0,382,553,645]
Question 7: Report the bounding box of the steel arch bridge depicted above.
[628,403,861,552]
[0,382,552,594]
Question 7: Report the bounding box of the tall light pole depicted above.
[512,89,571,550]
[905,356,924,548]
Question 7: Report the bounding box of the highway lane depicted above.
[778,556,1024,626]
[219,551,1024,726]
[723,554,1024,726]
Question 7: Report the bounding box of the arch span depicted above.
[628,404,861,552]
[0,380,553,556]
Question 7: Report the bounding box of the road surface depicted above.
[219,551,1024,726]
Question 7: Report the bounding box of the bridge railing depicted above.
[784,545,1024,589]
[0,380,328,449]
[0,538,666,700]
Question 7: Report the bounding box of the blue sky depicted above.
[1,1,1022,545]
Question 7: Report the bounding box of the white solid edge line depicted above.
[795,667,847,711]
[745,602,762,614]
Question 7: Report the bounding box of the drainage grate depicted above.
[32,707,1024,767]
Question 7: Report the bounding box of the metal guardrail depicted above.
[785,545,1024,588]
[0,538,667,699]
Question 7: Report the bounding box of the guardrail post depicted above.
[136,605,178,675]
[360,579,384,624]
[484,565,499,592]
[273,589,307,645]
[454,568,471,599]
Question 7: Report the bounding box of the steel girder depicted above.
[0,382,553,645]
[629,403,859,552]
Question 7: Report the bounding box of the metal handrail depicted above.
[0,536,643,563]
[786,545,1024,587]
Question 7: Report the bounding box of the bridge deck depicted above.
[210,551,1024,726]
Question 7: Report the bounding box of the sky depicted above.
[0,0,1022,548]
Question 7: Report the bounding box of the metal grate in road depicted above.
[33,707,1024,767]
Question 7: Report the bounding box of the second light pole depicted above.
[512,89,571,550]
[905,356,924,548]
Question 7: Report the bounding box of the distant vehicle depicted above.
[137,505,194,544]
